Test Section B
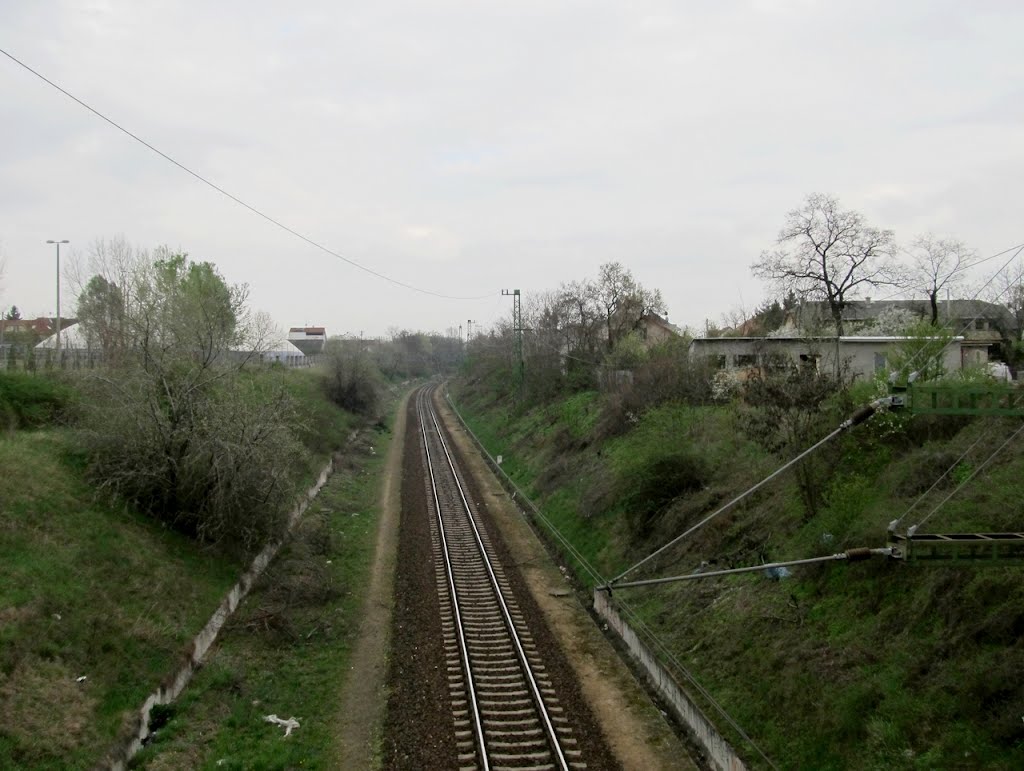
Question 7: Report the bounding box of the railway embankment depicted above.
[0,368,369,769]
[449,377,1024,769]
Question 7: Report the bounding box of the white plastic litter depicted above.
[263,714,300,737]
[75,675,87,683]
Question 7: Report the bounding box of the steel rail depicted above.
[416,388,489,770]
[421,386,570,771]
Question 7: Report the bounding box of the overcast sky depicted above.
[2,0,1022,339]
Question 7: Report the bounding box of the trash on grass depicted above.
[263,714,300,737]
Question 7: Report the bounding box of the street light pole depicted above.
[46,239,69,352]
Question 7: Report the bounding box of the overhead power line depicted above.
[910,420,1024,533]
[0,46,491,302]
[607,396,895,586]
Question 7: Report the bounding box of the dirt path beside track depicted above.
[334,389,410,769]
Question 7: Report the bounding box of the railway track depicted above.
[415,386,585,771]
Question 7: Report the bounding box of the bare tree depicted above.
[908,234,974,325]
[753,193,901,336]
[595,262,666,351]
[987,257,1024,344]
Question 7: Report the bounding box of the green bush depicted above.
[81,371,303,552]
[0,371,73,430]
[617,449,709,538]
[322,345,383,418]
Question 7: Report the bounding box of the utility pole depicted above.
[502,289,523,398]
[46,239,69,353]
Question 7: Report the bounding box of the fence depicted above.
[0,345,104,372]
[0,345,323,372]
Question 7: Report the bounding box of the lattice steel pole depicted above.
[502,289,523,399]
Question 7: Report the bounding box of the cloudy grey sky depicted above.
[2,0,1022,338]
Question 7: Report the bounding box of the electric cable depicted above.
[910,419,1024,533]
[0,46,492,302]
[613,596,779,770]
[608,397,891,586]
[888,430,991,532]
[874,241,1024,304]
[609,547,892,590]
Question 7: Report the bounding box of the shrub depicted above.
[742,368,846,519]
[81,374,302,551]
[616,447,709,540]
[0,371,73,430]
[322,344,383,417]
[595,339,715,438]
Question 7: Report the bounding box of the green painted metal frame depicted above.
[908,383,1024,416]
[888,531,1024,565]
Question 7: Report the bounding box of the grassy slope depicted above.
[450,382,1024,770]
[0,369,355,769]
[0,430,241,769]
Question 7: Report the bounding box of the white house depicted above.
[689,335,964,381]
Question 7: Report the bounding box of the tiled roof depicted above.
[798,299,1017,328]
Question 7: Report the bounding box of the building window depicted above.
[874,352,887,372]
[713,354,727,370]
[734,354,757,367]
[798,353,820,372]
[975,319,986,330]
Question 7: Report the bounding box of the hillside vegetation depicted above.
[451,369,1024,770]
[0,365,357,768]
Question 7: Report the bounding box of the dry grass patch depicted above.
[0,657,98,757]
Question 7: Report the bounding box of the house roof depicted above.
[691,335,963,344]
[34,322,91,349]
[642,313,682,335]
[262,339,306,356]
[288,327,326,336]
[797,299,1016,328]
[1,317,76,334]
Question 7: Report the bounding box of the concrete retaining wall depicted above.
[593,590,747,771]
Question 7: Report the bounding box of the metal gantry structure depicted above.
[903,381,1024,416]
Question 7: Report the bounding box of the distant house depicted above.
[260,340,307,366]
[639,313,682,345]
[287,327,327,356]
[34,322,91,350]
[689,335,963,382]
[1,316,77,342]
[786,299,1016,366]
